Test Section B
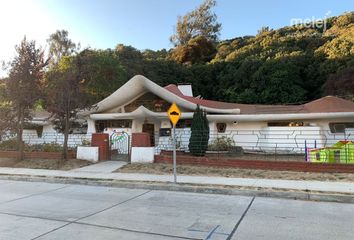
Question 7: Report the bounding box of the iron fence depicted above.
[0,128,353,163]
[154,129,354,163]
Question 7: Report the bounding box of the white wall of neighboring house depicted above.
[154,119,354,154]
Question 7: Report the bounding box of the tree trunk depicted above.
[63,113,70,162]
[17,106,24,161]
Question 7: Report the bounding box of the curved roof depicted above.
[90,106,354,121]
[92,75,240,114]
[165,84,354,114]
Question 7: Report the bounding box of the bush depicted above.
[208,136,235,151]
[188,105,210,156]
[0,138,20,151]
[26,143,63,152]
[0,139,65,152]
[81,139,91,146]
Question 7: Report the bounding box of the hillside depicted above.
[107,12,354,105]
[1,12,353,105]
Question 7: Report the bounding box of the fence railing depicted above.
[154,129,354,163]
[0,128,353,163]
[0,132,93,150]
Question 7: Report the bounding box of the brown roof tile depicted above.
[165,85,354,114]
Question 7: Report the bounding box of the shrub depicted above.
[24,143,63,152]
[0,139,66,152]
[188,105,210,156]
[208,136,235,151]
[81,139,91,146]
[0,138,20,151]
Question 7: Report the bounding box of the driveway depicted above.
[0,180,353,240]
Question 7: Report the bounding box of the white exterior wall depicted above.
[22,124,91,147]
[87,118,96,133]
[154,118,354,154]
[19,114,353,154]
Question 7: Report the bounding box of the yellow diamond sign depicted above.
[167,103,181,126]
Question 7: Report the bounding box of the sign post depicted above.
[167,103,181,184]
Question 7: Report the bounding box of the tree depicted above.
[170,0,221,46]
[170,35,217,64]
[6,37,48,160]
[45,56,91,161]
[323,66,354,99]
[115,44,144,78]
[0,79,13,136]
[188,105,209,156]
[47,30,79,65]
[77,49,127,103]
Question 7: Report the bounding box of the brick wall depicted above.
[91,133,110,161]
[154,154,354,173]
[131,133,151,147]
[0,151,76,159]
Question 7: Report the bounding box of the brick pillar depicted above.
[131,133,151,147]
[91,133,110,161]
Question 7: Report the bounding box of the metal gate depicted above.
[110,131,130,161]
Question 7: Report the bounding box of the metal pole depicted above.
[173,125,177,183]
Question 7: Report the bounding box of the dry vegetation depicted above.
[0,158,91,170]
[117,163,354,182]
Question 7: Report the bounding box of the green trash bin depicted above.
[309,148,327,163]
[340,142,354,164]
[322,148,341,163]
[332,141,347,148]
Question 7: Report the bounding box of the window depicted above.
[159,128,171,137]
[216,123,227,133]
[24,123,44,137]
[268,122,304,127]
[176,119,192,128]
[95,120,132,132]
[329,122,354,133]
[70,122,87,134]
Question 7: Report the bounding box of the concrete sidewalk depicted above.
[70,161,127,173]
[0,167,354,195]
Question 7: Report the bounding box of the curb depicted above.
[0,174,353,203]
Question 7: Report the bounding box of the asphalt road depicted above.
[0,180,353,240]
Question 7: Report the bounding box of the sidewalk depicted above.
[0,166,353,195]
[70,161,127,173]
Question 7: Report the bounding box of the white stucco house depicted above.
[23,75,354,153]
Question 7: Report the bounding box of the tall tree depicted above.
[47,30,79,64]
[188,105,209,156]
[6,37,47,160]
[0,78,13,136]
[170,0,221,46]
[78,49,128,103]
[45,56,92,161]
[170,35,217,64]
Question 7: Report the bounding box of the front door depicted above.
[142,123,155,146]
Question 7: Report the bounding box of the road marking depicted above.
[0,211,200,240]
[204,225,220,240]
[226,196,255,240]
[0,184,69,205]
[30,190,152,240]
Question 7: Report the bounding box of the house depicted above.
[23,75,354,153]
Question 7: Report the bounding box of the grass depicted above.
[116,163,354,182]
[0,158,92,170]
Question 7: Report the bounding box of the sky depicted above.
[0,0,353,77]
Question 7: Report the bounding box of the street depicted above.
[0,180,353,240]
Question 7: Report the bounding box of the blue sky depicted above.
[1,0,353,76]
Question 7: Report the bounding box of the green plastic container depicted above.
[339,142,354,164]
[317,148,341,163]
[332,141,347,148]
[309,149,327,163]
